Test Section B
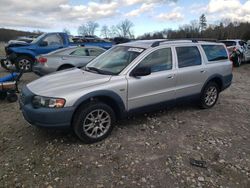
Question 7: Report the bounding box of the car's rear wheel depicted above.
[200,82,219,109]
[16,56,33,72]
[73,102,115,144]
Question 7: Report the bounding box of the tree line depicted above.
[137,14,250,41]
[1,14,250,42]
[0,28,41,42]
[76,19,135,39]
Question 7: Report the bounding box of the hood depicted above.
[27,68,112,96]
[7,41,30,48]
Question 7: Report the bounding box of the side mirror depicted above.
[131,67,151,77]
[39,41,48,47]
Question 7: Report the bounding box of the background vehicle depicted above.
[220,39,248,66]
[0,68,24,102]
[33,46,106,76]
[4,32,112,72]
[20,39,232,143]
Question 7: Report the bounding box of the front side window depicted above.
[42,34,63,46]
[176,46,201,68]
[88,48,105,56]
[202,45,228,61]
[221,41,236,47]
[136,48,172,73]
[86,46,144,75]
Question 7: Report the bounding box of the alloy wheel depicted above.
[204,86,218,106]
[83,109,111,139]
[18,59,31,71]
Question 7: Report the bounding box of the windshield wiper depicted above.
[85,67,116,75]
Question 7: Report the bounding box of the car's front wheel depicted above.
[200,82,219,109]
[15,56,33,72]
[73,102,115,144]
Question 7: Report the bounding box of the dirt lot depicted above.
[0,64,250,188]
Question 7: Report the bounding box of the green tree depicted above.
[199,14,207,32]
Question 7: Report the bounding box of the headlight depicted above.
[32,96,65,108]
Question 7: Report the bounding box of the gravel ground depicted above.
[0,64,250,188]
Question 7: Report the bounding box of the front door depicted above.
[127,47,176,110]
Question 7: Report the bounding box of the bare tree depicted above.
[63,28,71,35]
[110,25,119,38]
[116,19,134,38]
[78,21,99,36]
[101,25,110,38]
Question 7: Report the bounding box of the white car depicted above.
[220,39,250,65]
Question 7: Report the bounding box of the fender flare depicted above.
[201,74,224,93]
[9,48,37,60]
[73,90,127,118]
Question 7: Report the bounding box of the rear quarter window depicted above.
[202,45,228,62]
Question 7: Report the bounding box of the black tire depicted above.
[73,102,116,144]
[6,93,18,103]
[200,82,219,109]
[58,65,74,71]
[15,56,33,72]
[0,92,7,100]
[0,59,13,71]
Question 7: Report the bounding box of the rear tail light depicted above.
[38,57,47,64]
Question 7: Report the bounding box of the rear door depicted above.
[127,47,176,110]
[175,45,208,98]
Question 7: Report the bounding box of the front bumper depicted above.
[19,85,75,128]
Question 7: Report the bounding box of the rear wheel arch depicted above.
[202,75,223,93]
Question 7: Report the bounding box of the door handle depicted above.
[200,70,206,73]
[167,75,174,79]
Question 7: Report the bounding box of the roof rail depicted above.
[151,38,219,47]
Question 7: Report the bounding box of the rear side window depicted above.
[221,41,236,47]
[202,45,228,61]
[176,46,201,68]
[70,48,89,56]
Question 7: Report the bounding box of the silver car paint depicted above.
[33,46,105,75]
[27,41,232,111]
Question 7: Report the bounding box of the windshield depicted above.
[221,41,237,47]
[85,46,144,75]
[31,33,46,44]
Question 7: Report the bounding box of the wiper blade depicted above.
[86,67,115,75]
[86,66,101,73]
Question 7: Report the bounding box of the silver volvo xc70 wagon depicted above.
[19,39,233,143]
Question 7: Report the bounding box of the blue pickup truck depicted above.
[3,32,113,71]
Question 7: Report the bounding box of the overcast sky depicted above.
[0,0,249,36]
